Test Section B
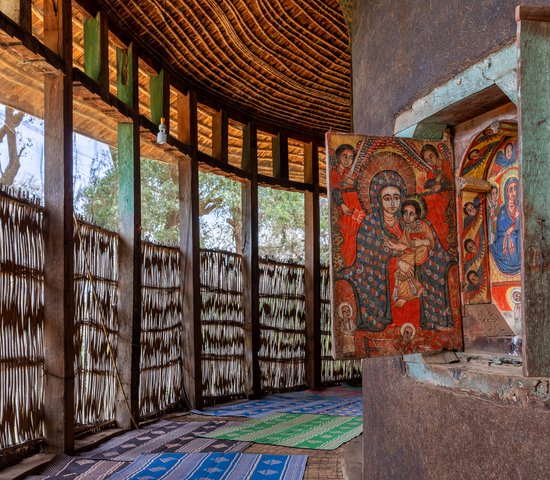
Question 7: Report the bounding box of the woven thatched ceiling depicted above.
[97,0,352,135]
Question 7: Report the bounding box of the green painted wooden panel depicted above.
[84,13,101,82]
[518,19,550,377]
[150,69,164,126]
[117,44,134,107]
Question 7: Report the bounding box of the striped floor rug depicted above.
[80,419,249,461]
[24,454,127,480]
[107,452,307,480]
[200,412,363,450]
[193,396,363,418]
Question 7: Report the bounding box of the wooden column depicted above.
[242,122,262,398]
[116,122,142,428]
[304,141,322,389]
[43,72,74,453]
[177,90,202,409]
[516,6,550,377]
[272,132,289,181]
[43,0,74,453]
[212,109,228,163]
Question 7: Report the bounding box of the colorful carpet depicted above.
[107,452,308,480]
[194,396,363,418]
[269,386,362,400]
[24,454,127,480]
[200,412,363,450]
[80,419,249,461]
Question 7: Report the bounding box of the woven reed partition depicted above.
[74,220,118,428]
[258,259,306,391]
[200,249,246,401]
[320,267,361,382]
[140,242,185,418]
[0,187,44,454]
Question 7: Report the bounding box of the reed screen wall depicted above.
[140,242,185,418]
[200,249,246,400]
[320,267,361,382]
[258,259,306,391]
[0,188,44,455]
[74,221,119,429]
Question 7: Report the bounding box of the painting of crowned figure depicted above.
[327,133,462,359]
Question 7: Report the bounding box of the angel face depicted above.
[464,239,477,254]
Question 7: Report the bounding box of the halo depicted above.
[400,322,416,337]
[402,194,428,219]
[509,287,522,304]
[338,302,353,318]
[358,150,416,213]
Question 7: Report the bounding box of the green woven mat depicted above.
[200,412,363,450]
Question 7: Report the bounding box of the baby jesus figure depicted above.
[383,198,435,308]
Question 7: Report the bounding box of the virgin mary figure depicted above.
[489,177,521,275]
[336,170,455,333]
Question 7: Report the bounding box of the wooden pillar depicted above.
[116,122,142,427]
[516,6,550,377]
[304,141,322,389]
[177,91,202,409]
[272,132,289,181]
[19,0,31,33]
[242,122,262,398]
[43,0,74,453]
[43,72,74,453]
[212,109,228,163]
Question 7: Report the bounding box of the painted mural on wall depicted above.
[458,122,521,333]
[327,133,462,359]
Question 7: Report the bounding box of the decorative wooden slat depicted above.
[83,12,101,82]
[116,42,136,109]
[150,68,167,127]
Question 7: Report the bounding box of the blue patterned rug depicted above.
[24,454,127,480]
[193,396,363,418]
[107,452,307,480]
[80,420,249,461]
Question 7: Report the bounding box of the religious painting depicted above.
[327,133,462,359]
[458,122,521,333]
[458,191,491,303]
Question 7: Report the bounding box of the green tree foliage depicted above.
[78,153,329,263]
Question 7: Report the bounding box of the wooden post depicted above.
[516,6,550,377]
[272,132,289,181]
[212,109,228,163]
[19,0,31,33]
[177,90,202,409]
[99,13,109,97]
[304,141,322,389]
[43,72,74,453]
[116,122,142,427]
[242,122,262,398]
[83,13,101,82]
